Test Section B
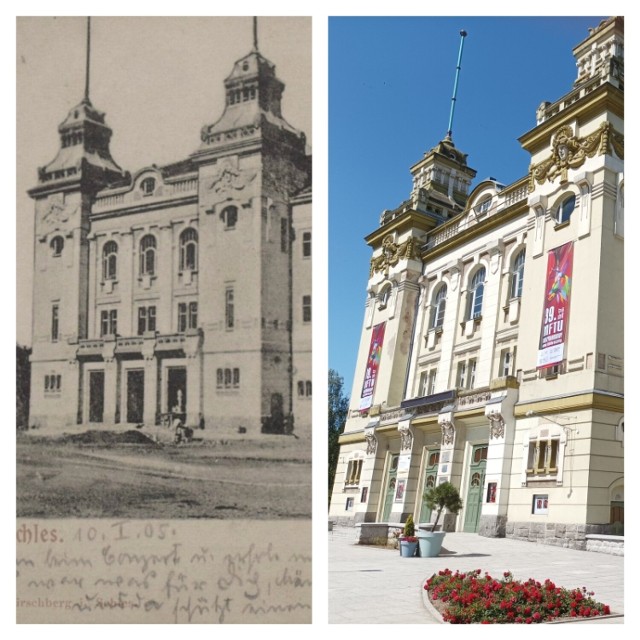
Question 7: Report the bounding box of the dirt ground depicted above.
[16,430,311,519]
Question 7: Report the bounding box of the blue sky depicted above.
[329,16,606,397]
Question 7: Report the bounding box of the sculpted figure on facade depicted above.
[440,420,455,446]
[398,423,413,451]
[364,426,378,455]
[488,411,506,440]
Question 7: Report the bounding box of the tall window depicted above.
[419,368,437,397]
[281,218,289,252]
[510,249,525,299]
[302,231,311,258]
[103,241,118,281]
[51,304,59,342]
[225,287,235,329]
[178,301,198,332]
[302,295,312,323]
[468,359,477,389]
[557,194,576,225]
[468,267,485,319]
[100,309,118,336]
[139,235,156,276]
[527,437,560,476]
[500,348,516,377]
[345,454,364,487]
[179,228,198,271]
[222,205,238,229]
[50,236,64,257]
[137,306,156,335]
[431,284,447,328]
[456,361,466,388]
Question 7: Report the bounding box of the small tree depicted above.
[403,514,416,538]
[423,482,463,530]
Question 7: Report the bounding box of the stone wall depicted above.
[505,521,620,551]
[586,534,624,556]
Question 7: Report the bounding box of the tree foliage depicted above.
[328,369,349,501]
[424,481,463,530]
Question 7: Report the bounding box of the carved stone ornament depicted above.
[488,412,506,440]
[37,200,77,236]
[440,421,455,446]
[398,423,413,452]
[610,128,624,160]
[370,235,417,276]
[528,122,611,190]
[207,160,256,204]
[364,427,378,455]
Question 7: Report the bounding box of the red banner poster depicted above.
[359,322,386,410]
[537,242,574,368]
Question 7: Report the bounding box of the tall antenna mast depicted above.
[84,17,91,103]
[253,16,258,51]
[446,29,468,141]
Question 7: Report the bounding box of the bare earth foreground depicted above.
[17,430,311,519]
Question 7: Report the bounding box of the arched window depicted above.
[102,241,118,281]
[180,228,198,271]
[431,284,447,328]
[378,284,391,309]
[50,236,64,257]
[221,205,238,229]
[140,177,156,196]
[557,194,576,224]
[510,249,525,299]
[468,267,485,319]
[140,235,156,276]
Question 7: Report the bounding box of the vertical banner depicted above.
[537,241,574,368]
[359,322,385,410]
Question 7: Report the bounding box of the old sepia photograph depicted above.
[16,15,312,623]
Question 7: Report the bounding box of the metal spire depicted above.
[446,29,468,141]
[253,16,258,51]
[84,17,91,103]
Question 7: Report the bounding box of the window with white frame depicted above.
[467,267,485,319]
[378,284,391,309]
[139,234,157,276]
[100,309,118,336]
[103,241,118,281]
[137,305,156,335]
[431,284,447,329]
[456,361,466,388]
[510,249,525,299]
[419,368,437,396]
[179,228,198,271]
[499,347,516,377]
[527,436,560,476]
[556,194,576,225]
[468,359,477,389]
[345,452,364,487]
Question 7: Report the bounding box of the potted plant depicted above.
[418,482,463,557]
[399,514,418,557]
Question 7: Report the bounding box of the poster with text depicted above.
[537,241,574,368]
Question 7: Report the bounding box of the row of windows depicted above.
[418,348,516,397]
[50,227,312,268]
[216,368,240,389]
[51,292,308,341]
[428,249,525,330]
[297,380,312,397]
[44,374,62,392]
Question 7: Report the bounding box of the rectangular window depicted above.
[345,458,363,486]
[189,301,198,329]
[302,295,311,323]
[233,368,240,388]
[137,306,156,335]
[51,304,59,342]
[428,369,437,395]
[100,309,117,336]
[527,438,560,476]
[500,348,516,377]
[418,371,428,396]
[225,287,234,330]
[305,380,312,396]
[419,368,437,397]
[298,380,305,396]
[457,362,466,388]
[468,359,477,389]
[302,231,311,258]
[281,218,288,253]
[216,368,223,388]
[44,374,62,393]
[178,302,198,332]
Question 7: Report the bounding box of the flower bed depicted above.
[424,569,611,624]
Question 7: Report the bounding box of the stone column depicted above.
[142,338,158,426]
[103,355,118,425]
[437,407,461,531]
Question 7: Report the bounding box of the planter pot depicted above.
[399,540,418,557]
[417,531,446,557]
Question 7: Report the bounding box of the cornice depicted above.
[515,391,624,417]
[365,210,437,247]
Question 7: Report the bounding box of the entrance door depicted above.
[463,443,488,532]
[126,369,145,423]
[167,367,187,415]
[419,449,440,523]
[381,454,399,521]
[89,370,104,423]
[271,392,284,433]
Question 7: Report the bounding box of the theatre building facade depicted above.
[28,26,312,436]
[329,17,624,548]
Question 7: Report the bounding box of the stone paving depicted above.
[329,525,624,624]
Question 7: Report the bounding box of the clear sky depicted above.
[329,16,607,398]
[15,16,311,347]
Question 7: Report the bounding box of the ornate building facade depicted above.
[27,21,312,436]
[329,17,623,548]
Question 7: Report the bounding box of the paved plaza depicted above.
[329,525,624,624]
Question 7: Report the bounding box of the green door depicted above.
[419,449,440,523]
[463,444,488,532]
[381,454,399,521]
